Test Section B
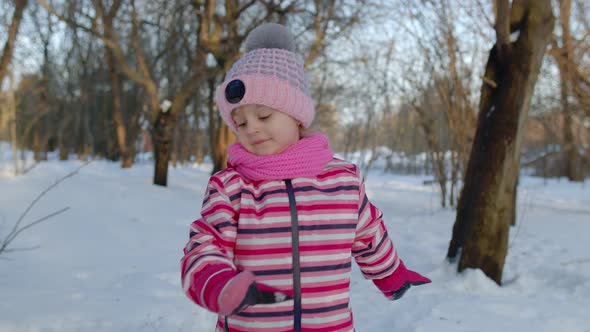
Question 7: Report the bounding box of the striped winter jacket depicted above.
[181,158,401,332]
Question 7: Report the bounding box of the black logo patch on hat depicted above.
[225,80,245,104]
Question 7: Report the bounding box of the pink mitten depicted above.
[218,271,292,316]
[372,260,431,300]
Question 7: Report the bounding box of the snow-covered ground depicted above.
[1,158,589,332]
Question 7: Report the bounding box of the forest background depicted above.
[1,0,589,284]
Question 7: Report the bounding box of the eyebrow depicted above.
[231,110,244,120]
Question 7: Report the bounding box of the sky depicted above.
[1,148,589,332]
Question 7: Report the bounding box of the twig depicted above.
[482,76,497,88]
[2,245,42,252]
[0,161,91,255]
[22,161,39,175]
[9,161,90,237]
[3,207,70,246]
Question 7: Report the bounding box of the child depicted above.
[181,23,430,332]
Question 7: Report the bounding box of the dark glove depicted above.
[218,271,292,316]
[373,260,431,300]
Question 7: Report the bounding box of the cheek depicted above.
[285,125,301,142]
[237,133,250,146]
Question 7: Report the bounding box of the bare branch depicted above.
[1,245,42,253]
[0,161,91,255]
[234,0,257,19]
[3,207,70,248]
[38,0,98,37]
[305,0,336,68]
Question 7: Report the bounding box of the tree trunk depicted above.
[152,110,175,186]
[106,48,132,168]
[450,151,459,208]
[7,89,18,175]
[82,96,93,159]
[37,41,51,162]
[207,77,233,174]
[195,138,204,164]
[447,0,554,285]
[434,151,447,208]
[563,101,582,180]
[417,108,447,208]
[58,137,68,160]
[33,125,41,161]
[509,174,518,226]
[558,0,583,182]
[126,107,142,165]
[0,0,27,86]
[212,122,235,174]
[192,101,204,164]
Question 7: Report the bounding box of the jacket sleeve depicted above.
[180,175,240,313]
[352,169,401,280]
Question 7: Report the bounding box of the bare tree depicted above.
[548,0,589,180]
[40,0,204,184]
[447,0,554,284]
[29,4,58,162]
[389,0,484,208]
[96,0,132,168]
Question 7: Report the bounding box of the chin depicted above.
[256,149,279,156]
[254,146,286,156]
[247,141,291,156]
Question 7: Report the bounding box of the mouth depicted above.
[252,139,269,146]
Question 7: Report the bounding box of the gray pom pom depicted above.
[245,23,295,52]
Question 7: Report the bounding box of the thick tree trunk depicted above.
[152,111,175,186]
[447,0,554,285]
[0,0,27,86]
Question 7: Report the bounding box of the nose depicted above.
[245,120,260,135]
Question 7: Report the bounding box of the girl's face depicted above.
[232,105,301,155]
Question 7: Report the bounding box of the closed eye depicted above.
[259,114,271,120]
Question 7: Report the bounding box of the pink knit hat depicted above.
[215,23,315,133]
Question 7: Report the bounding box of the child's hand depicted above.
[373,260,431,300]
[218,271,292,316]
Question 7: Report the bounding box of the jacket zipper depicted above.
[225,181,302,332]
[285,179,302,332]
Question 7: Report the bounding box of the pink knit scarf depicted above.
[227,133,334,181]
